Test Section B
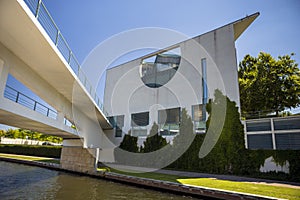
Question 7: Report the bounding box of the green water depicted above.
[0,161,196,200]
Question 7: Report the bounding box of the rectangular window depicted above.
[158,107,180,124]
[131,127,148,137]
[275,132,300,150]
[192,104,204,122]
[131,112,149,127]
[246,120,271,132]
[247,134,273,149]
[108,115,124,137]
[115,127,122,137]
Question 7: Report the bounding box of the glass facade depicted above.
[192,104,206,133]
[108,115,124,137]
[130,112,149,137]
[140,48,181,88]
[158,107,180,135]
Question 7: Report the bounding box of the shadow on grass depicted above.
[38,159,60,164]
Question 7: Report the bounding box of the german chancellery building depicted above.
[102,13,259,148]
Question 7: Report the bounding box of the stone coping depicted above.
[0,157,282,200]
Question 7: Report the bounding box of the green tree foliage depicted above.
[141,122,168,153]
[239,52,300,116]
[170,90,261,174]
[119,131,139,153]
[170,108,199,170]
[0,129,63,143]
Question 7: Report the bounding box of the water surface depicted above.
[0,161,195,200]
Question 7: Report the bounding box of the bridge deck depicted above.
[0,0,112,132]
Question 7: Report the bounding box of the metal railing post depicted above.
[55,30,60,46]
[35,0,42,18]
[33,102,37,111]
[68,51,72,64]
[16,92,20,103]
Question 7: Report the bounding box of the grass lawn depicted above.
[99,167,300,200]
[0,153,60,164]
[178,178,300,200]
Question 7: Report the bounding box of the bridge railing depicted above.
[23,0,108,117]
[4,85,58,119]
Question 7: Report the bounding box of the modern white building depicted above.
[103,13,260,148]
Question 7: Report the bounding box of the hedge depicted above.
[0,144,61,158]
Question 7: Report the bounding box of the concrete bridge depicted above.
[0,0,112,173]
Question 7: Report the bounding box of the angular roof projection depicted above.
[233,12,260,40]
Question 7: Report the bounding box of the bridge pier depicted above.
[0,58,9,97]
[60,139,98,173]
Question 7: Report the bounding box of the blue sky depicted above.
[1,0,300,129]
[40,0,300,63]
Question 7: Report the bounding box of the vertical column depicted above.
[201,58,207,120]
[271,118,276,150]
[243,121,248,149]
[0,59,9,98]
[57,111,65,126]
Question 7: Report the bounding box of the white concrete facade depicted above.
[102,14,259,161]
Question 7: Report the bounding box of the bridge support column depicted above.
[60,139,98,174]
[0,58,9,97]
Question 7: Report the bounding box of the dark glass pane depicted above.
[116,115,124,127]
[246,120,271,132]
[115,127,122,137]
[131,112,149,126]
[108,116,116,127]
[247,134,273,149]
[158,108,180,124]
[140,48,181,88]
[275,133,300,150]
[274,118,300,130]
[167,108,180,124]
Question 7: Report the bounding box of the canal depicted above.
[0,161,195,200]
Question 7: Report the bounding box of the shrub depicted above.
[0,144,61,158]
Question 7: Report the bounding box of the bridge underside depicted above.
[0,109,79,139]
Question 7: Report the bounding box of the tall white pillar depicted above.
[0,58,9,97]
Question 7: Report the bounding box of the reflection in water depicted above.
[0,161,195,200]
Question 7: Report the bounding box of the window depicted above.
[108,115,124,137]
[158,107,180,136]
[275,132,300,150]
[192,104,204,122]
[140,47,181,88]
[246,120,271,132]
[131,112,149,127]
[247,134,273,149]
[158,107,180,124]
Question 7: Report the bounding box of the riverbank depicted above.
[1,153,299,200]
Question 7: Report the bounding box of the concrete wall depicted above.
[260,156,289,174]
[102,24,239,160]
[60,139,97,173]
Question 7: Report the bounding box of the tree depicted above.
[239,52,300,116]
[119,131,139,153]
[170,108,198,170]
[141,122,168,153]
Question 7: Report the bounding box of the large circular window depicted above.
[140,47,181,88]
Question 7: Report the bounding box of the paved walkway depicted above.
[156,169,300,189]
